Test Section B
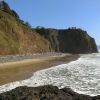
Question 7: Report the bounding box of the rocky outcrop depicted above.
[0,85,99,100]
[36,28,98,54]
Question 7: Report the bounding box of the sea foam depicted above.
[0,53,100,96]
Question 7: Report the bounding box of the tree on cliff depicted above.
[0,1,19,18]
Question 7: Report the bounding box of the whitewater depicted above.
[0,53,100,96]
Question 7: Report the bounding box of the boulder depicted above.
[0,85,99,100]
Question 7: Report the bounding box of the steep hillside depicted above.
[0,1,53,55]
[0,1,98,55]
[36,27,98,53]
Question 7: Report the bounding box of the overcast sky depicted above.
[5,0,100,45]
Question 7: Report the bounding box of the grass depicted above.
[0,10,20,54]
[0,7,51,55]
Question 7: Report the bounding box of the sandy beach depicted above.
[0,53,79,85]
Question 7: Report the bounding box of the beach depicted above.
[0,53,79,85]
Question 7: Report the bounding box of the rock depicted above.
[61,88,92,100]
[0,85,100,100]
[0,3,53,55]
[36,28,98,54]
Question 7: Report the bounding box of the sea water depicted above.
[0,53,100,96]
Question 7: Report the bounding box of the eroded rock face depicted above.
[0,85,99,100]
[36,28,98,54]
[0,3,53,55]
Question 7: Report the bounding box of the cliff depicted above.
[36,27,98,54]
[0,1,98,55]
[0,85,100,100]
[0,1,53,55]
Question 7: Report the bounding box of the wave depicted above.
[0,53,100,96]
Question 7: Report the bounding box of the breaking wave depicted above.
[0,53,100,96]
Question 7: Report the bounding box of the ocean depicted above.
[0,52,100,96]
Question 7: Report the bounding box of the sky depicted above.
[5,0,100,45]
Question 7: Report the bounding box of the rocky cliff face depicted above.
[36,28,98,53]
[0,1,98,55]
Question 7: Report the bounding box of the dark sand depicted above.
[0,54,79,85]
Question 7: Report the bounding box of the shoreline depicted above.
[0,53,79,85]
[0,54,100,99]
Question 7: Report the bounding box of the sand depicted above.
[0,54,79,85]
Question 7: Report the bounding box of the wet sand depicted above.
[0,54,79,85]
